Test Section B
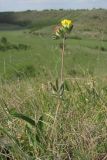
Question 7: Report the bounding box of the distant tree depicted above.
[1,37,7,44]
[59,9,64,11]
[26,10,31,12]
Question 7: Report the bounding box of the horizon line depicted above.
[0,7,107,13]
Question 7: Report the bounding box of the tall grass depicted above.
[0,76,107,159]
[0,9,107,160]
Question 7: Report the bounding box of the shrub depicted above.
[1,37,8,44]
[0,37,30,51]
[15,65,36,79]
[24,65,36,77]
[18,44,29,50]
[100,46,107,51]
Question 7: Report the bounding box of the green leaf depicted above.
[25,124,35,147]
[11,112,36,127]
[69,25,73,32]
[59,82,64,96]
[35,116,44,146]
[56,78,59,91]
[64,80,70,91]
[50,82,57,92]
[37,116,44,132]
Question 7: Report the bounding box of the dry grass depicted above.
[0,76,107,160]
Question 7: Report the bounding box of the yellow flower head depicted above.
[61,19,73,28]
[53,19,73,39]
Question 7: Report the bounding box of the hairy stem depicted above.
[61,38,65,83]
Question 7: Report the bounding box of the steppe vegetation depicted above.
[0,9,107,160]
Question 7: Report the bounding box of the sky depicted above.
[0,0,107,12]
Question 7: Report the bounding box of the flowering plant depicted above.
[53,19,73,83]
[53,19,73,39]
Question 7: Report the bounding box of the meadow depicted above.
[0,30,107,80]
[0,9,107,160]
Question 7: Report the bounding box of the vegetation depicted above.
[0,37,30,51]
[0,9,107,160]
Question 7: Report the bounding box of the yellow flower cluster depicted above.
[53,19,73,39]
[61,19,73,28]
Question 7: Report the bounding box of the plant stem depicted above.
[61,37,65,83]
[49,98,61,139]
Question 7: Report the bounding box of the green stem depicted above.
[61,37,65,83]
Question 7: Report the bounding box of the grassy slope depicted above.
[0,9,107,32]
[0,9,107,160]
[0,30,107,79]
[0,76,107,160]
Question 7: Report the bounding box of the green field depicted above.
[0,30,107,80]
[0,9,107,80]
[0,9,107,160]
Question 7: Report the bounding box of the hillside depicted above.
[0,9,106,30]
[0,9,107,80]
[0,9,107,160]
[0,9,107,40]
